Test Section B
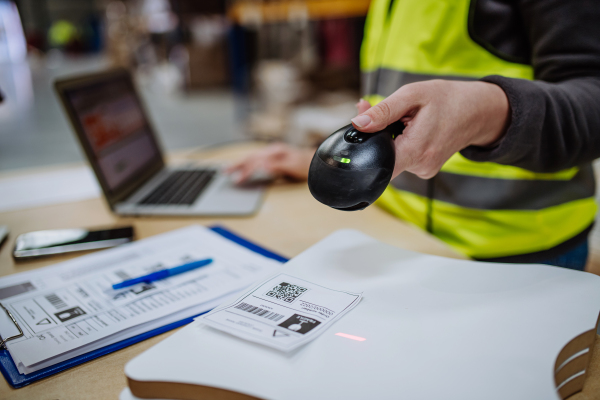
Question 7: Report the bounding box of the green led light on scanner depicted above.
[333,156,351,164]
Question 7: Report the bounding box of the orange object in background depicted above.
[229,0,371,24]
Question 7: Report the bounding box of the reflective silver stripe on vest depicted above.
[362,69,475,97]
[390,165,596,210]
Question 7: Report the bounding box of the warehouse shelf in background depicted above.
[229,0,371,24]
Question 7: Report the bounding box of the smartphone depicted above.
[13,226,134,260]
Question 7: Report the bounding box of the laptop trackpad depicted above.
[191,174,263,214]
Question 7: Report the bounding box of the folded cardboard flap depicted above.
[554,313,600,399]
[125,324,600,400]
[124,230,600,400]
[127,379,257,400]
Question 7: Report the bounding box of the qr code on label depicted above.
[265,282,308,303]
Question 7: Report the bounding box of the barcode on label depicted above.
[234,302,285,321]
[45,293,67,309]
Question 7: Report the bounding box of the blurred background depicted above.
[0,0,599,266]
[0,0,369,171]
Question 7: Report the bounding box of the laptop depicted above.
[55,69,264,216]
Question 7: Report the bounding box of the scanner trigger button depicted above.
[344,129,367,144]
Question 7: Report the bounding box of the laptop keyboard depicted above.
[139,170,217,206]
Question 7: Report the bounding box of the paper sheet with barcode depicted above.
[201,273,362,352]
[0,226,281,374]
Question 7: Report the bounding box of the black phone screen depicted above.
[13,227,134,259]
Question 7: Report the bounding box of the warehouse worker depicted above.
[228,0,600,270]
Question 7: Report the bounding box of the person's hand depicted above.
[351,80,510,179]
[226,143,315,184]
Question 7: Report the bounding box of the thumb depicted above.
[350,88,417,133]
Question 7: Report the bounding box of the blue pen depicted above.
[112,258,213,290]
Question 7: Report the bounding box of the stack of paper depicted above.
[0,225,282,375]
[0,167,100,212]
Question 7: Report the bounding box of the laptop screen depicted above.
[64,75,162,193]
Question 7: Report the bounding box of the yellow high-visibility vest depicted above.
[361,0,597,259]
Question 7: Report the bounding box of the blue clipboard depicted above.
[0,225,288,388]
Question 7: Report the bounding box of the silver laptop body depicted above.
[55,68,263,216]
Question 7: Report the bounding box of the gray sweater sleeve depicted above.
[460,0,600,173]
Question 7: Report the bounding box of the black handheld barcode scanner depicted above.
[308,120,405,211]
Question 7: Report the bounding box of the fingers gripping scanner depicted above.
[308,121,405,211]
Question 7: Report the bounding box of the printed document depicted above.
[202,273,362,351]
[0,226,281,374]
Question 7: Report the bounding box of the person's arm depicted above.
[225,143,315,184]
[351,80,511,179]
[461,0,600,172]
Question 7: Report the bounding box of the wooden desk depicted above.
[0,144,598,400]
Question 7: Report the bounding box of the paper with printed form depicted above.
[0,225,281,374]
[201,273,362,351]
